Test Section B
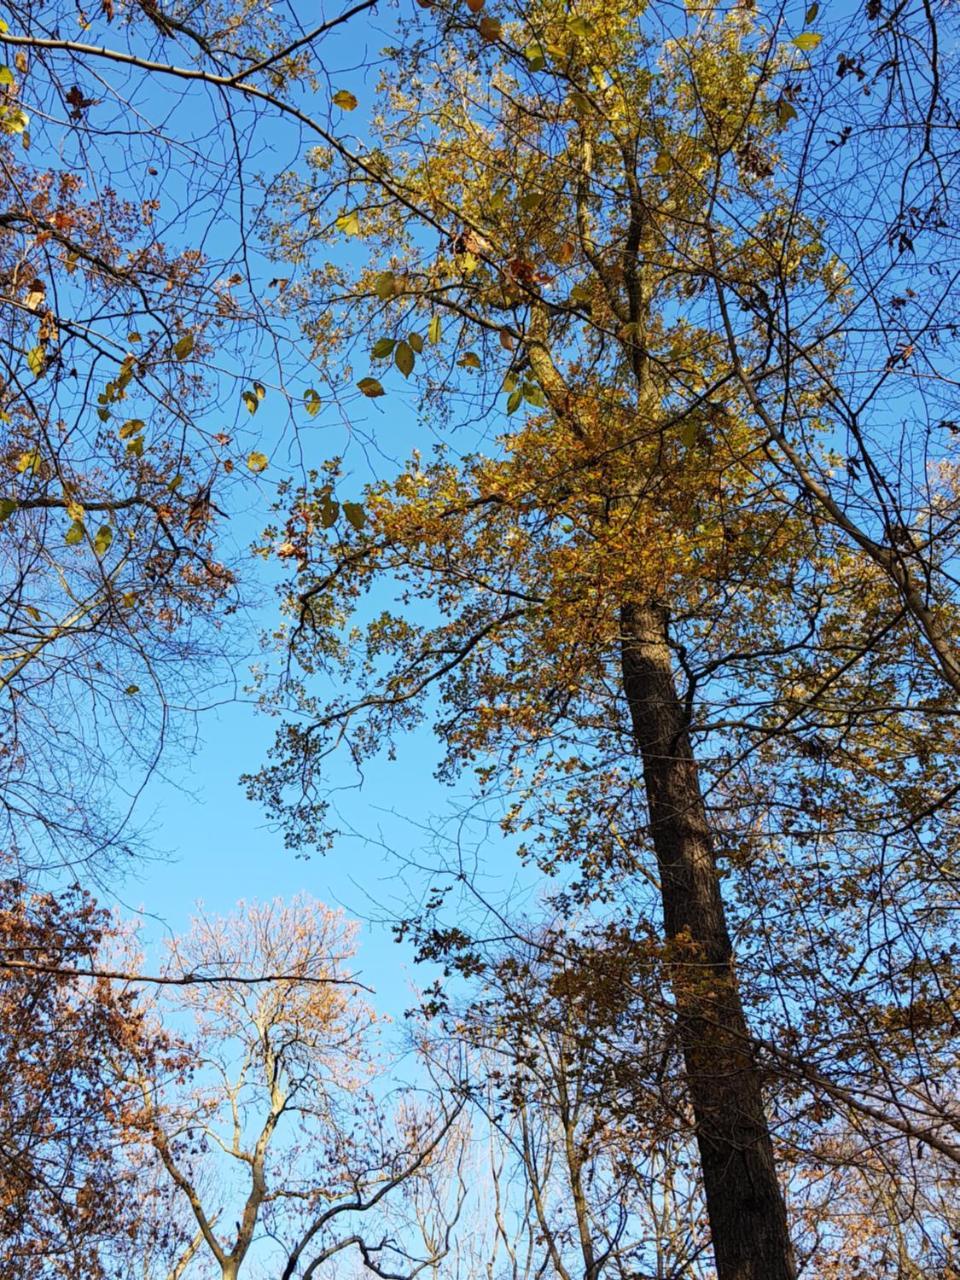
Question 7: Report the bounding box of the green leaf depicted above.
[246,451,269,472]
[241,389,259,415]
[503,372,517,392]
[0,498,17,522]
[332,89,358,110]
[319,494,340,528]
[336,210,361,236]
[506,388,522,415]
[65,520,84,546]
[372,337,396,359]
[304,388,322,416]
[777,98,798,126]
[357,377,385,397]
[804,2,819,22]
[792,31,822,51]
[343,501,365,531]
[119,418,145,439]
[567,16,594,37]
[124,684,140,695]
[173,332,194,359]
[0,66,14,87]
[395,340,415,378]
[653,153,671,175]
[523,382,546,407]
[680,420,699,448]
[374,271,396,300]
[427,315,442,344]
[26,345,44,377]
[525,43,546,71]
[93,524,113,556]
[407,332,424,354]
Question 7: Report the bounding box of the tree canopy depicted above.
[3,0,960,1275]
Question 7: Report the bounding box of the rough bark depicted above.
[620,599,797,1280]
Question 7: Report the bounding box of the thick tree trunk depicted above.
[620,600,796,1280]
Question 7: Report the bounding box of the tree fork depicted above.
[620,599,796,1280]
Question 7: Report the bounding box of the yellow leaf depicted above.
[246,451,269,472]
[332,89,358,110]
[1,106,29,135]
[16,449,41,474]
[336,210,361,236]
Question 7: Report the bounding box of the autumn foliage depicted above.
[3,0,960,1276]
[0,878,166,1278]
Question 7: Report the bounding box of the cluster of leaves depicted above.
[0,876,174,1279]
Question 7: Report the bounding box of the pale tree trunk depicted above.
[619,600,797,1280]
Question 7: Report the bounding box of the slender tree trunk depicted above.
[619,600,796,1280]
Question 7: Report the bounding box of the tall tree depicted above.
[121,897,467,1280]
[450,928,713,1280]
[251,0,960,1274]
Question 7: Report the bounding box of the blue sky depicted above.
[22,4,462,1017]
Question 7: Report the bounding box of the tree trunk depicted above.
[619,600,796,1280]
